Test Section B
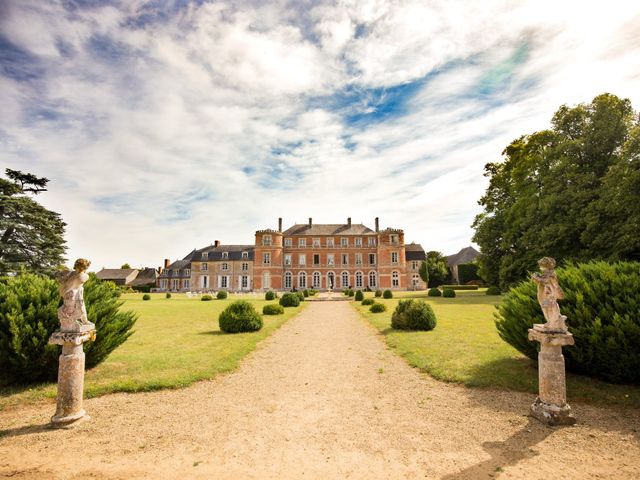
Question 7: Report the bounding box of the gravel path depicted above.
[1,301,639,479]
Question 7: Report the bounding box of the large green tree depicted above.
[425,251,450,287]
[472,93,639,289]
[0,169,66,275]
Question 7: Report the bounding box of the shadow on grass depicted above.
[196,331,225,336]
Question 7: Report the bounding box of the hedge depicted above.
[440,285,478,291]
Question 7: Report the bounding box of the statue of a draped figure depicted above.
[531,257,568,333]
[56,258,94,332]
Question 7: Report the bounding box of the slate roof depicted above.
[96,269,138,280]
[446,246,480,267]
[191,245,255,262]
[405,243,426,261]
[130,267,158,286]
[282,223,375,236]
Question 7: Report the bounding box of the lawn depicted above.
[0,293,305,409]
[353,290,640,408]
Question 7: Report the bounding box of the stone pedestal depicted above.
[48,325,96,428]
[528,325,576,426]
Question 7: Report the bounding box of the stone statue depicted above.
[531,257,568,333]
[56,258,94,332]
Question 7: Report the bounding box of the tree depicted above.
[425,251,449,287]
[0,169,66,275]
[418,260,429,286]
[121,263,131,269]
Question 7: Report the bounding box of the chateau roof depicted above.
[130,267,158,286]
[405,243,426,261]
[192,245,255,262]
[282,223,375,236]
[446,246,480,267]
[96,268,138,280]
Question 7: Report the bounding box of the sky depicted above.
[1,0,639,270]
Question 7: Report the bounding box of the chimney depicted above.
[214,240,220,248]
[278,217,283,232]
[164,258,170,269]
[308,217,312,228]
[347,217,352,227]
[375,217,379,232]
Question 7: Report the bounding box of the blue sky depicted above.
[1,0,639,269]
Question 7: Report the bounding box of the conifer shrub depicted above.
[486,286,501,295]
[495,261,640,384]
[218,300,263,333]
[216,290,228,300]
[428,287,442,297]
[370,303,387,313]
[375,290,382,297]
[265,290,276,301]
[391,299,437,331]
[201,294,213,301]
[142,294,151,301]
[279,292,300,307]
[303,289,309,297]
[355,290,364,301]
[442,288,456,298]
[344,289,350,296]
[383,290,393,299]
[165,292,172,299]
[361,298,375,306]
[262,304,284,315]
[348,289,355,297]
[0,273,137,385]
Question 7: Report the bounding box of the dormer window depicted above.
[202,252,208,260]
[242,251,249,259]
[222,251,229,260]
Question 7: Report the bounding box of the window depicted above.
[202,252,208,260]
[242,251,249,259]
[221,263,229,271]
[412,274,420,287]
[313,271,321,288]
[341,254,348,265]
[284,272,292,289]
[355,253,362,265]
[184,279,190,289]
[341,237,348,247]
[172,279,179,289]
[327,238,334,247]
[242,262,249,271]
[390,234,399,245]
[262,235,272,246]
[201,263,208,271]
[355,237,362,247]
[368,253,376,265]
[391,251,399,264]
[411,260,419,270]
[263,271,270,289]
[184,269,190,276]
[392,271,400,287]
[220,276,228,288]
[368,271,377,288]
[313,238,320,247]
[202,275,209,289]
[167,270,173,277]
[263,253,271,265]
[355,271,363,288]
[341,271,349,288]
[299,254,306,266]
[298,238,306,247]
[222,251,228,260]
[313,254,320,266]
[368,237,376,247]
[284,238,292,247]
[298,271,307,288]
[241,276,248,288]
[327,254,334,266]
[160,279,168,289]
[284,254,292,266]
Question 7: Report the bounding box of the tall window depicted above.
[184,269,190,276]
[392,271,399,287]
[355,271,363,288]
[299,254,306,266]
[411,260,419,270]
[390,234,399,245]
[263,271,270,289]
[341,254,348,265]
[313,271,321,288]
[172,279,179,290]
[160,279,167,289]
[327,238,334,247]
[313,238,321,247]
[263,253,271,265]
[341,271,349,288]
[368,253,376,265]
[391,251,399,264]
[412,274,420,287]
[355,253,362,265]
[368,271,377,288]
[201,263,208,271]
[368,237,376,247]
[262,235,272,246]
[313,254,320,265]
[284,271,292,289]
[202,275,209,288]
[284,254,292,266]
[341,237,348,247]
[298,238,306,247]
[327,254,334,266]
[284,238,292,247]
[355,237,362,247]
[184,279,190,289]
[241,276,248,288]
[220,276,228,288]
[298,271,307,288]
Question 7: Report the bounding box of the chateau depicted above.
[158,218,426,292]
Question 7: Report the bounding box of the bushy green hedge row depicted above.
[495,261,640,384]
[440,285,478,291]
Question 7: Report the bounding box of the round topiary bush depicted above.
[217,290,228,300]
[279,292,300,307]
[383,290,393,299]
[427,287,442,297]
[201,294,213,301]
[348,289,355,297]
[370,302,387,313]
[355,290,364,301]
[486,286,501,295]
[391,299,437,331]
[142,294,151,301]
[218,300,263,333]
[262,304,284,315]
[495,261,640,384]
[295,291,305,302]
[374,289,382,297]
[265,290,276,301]
[165,292,172,299]
[442,288,456,298]
[361,298,375,306]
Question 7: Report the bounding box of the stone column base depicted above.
[530,397,576,426]
[51,409,90,428]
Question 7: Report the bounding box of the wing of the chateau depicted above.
[157,218,426,292]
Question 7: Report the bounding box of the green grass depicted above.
[354,290,640,408]
[0,293,305,409]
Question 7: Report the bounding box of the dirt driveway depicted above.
[1,301,638,479]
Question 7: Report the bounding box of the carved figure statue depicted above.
[56,258,94,332]
[531,257,568,332]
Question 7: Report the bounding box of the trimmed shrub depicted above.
[303,289,309,297]
[391,299,437,331]
[0,273,137,385]
[486,286,501,295]
[295,291,305,302]
[355,290,364,301]
[370,303,387,313]
[218,300,263,333]
[308,289,318,296]
[142,294,151,301]
[495,261,640,384]
[165,292,172,299]
[348,289,355,297]
[440,285,479,291]
[216,291,228,300]
[427,287,442,297]
[383,290,393,299]
[265,290,276,301]
[262,304,284,315]
[201,294,213,301]
[361,298,375,306]
[374,290,382,297]
[442,288,456,298]
[279,292,300,307]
